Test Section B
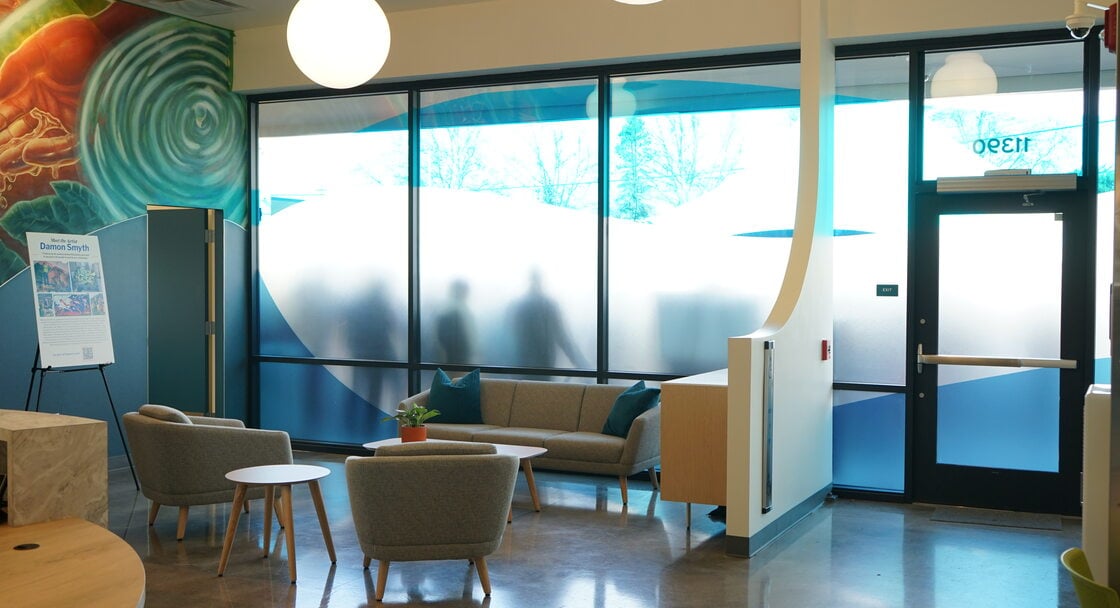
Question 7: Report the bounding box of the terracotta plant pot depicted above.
[400,425,427,443]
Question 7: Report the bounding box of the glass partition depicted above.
[834,55,909,385]
[1097,49,1116,383]
[833,390,905,492]
[831,55,910,494]
[252,37,1100,462]
[935,213,1062,472]
[417,81,599,372]
[257,94,410,416]
[258,94,409,360]
[258,361,406,444]
[607,65,800,375]
[923,43,1083,180]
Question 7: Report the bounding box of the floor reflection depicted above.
[108,452,1085,608]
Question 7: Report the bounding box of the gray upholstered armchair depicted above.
[122,404,293,540]
[346,442,519,601]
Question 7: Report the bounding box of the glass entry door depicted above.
[913,190,1088,514]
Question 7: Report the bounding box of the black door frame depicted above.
[911,188,1090,515]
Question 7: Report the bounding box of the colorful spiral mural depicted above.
[79,16,247,227]
[0,0,247,286]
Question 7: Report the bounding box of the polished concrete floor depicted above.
[108,451,1085,607]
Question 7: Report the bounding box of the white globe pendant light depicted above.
[585,82,638,118]
[287,0,391,89]
[613,0,663,4]
[930,52,997,98]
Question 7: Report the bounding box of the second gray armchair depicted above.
[346,441,519,601]
[122,404,293,540]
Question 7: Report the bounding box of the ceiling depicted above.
[125,0,488,31]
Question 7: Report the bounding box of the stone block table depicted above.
[0,410,108,527]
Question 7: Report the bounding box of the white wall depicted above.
[232,0,1070,93]
[726,0,834,547]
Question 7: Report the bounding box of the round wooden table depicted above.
[217,464,335,583]
[0,518,145,607]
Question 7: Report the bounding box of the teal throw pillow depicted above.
[602,381,660,437]
[428,368,483,424]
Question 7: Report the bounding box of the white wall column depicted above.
[725,0,834,556]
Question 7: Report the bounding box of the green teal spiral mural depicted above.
[79,16,247,226]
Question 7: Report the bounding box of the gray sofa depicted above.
[398,378,660,504]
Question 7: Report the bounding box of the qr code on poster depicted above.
[82,347,93,360]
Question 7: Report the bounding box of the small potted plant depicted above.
[383,404,441,442]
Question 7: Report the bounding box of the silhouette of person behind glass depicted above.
[510,270,587,371]
[347,281,397,361]
[345,281,402,408]
[434,279,475,364]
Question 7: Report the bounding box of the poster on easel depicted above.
[26,232,115,369]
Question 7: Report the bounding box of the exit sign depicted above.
[876,284,899,297]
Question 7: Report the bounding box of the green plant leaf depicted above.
[0,181,115,246]
[0,242,25,286]
[383,404,441,427]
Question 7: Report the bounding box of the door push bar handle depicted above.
[916,344,1077,373]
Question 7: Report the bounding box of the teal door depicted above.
[148,207,216,414]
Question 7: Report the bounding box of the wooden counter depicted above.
[660,369,728,508]
[0,410,108,527]
[0,517,145,607]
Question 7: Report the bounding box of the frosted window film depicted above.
[923,44,1083,181]
[257,94,409,362]
[935,213,1061,472]
[833,59,908,384]
[1095,53,1115,383]
[418,82,599,371]
[607,66,800,375]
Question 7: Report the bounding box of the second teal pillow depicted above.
[602,380,660,437]
[428,368,483,424]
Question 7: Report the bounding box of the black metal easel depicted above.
[23,347,138,490]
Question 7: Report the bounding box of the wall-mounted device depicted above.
[1067,0,1111,39]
